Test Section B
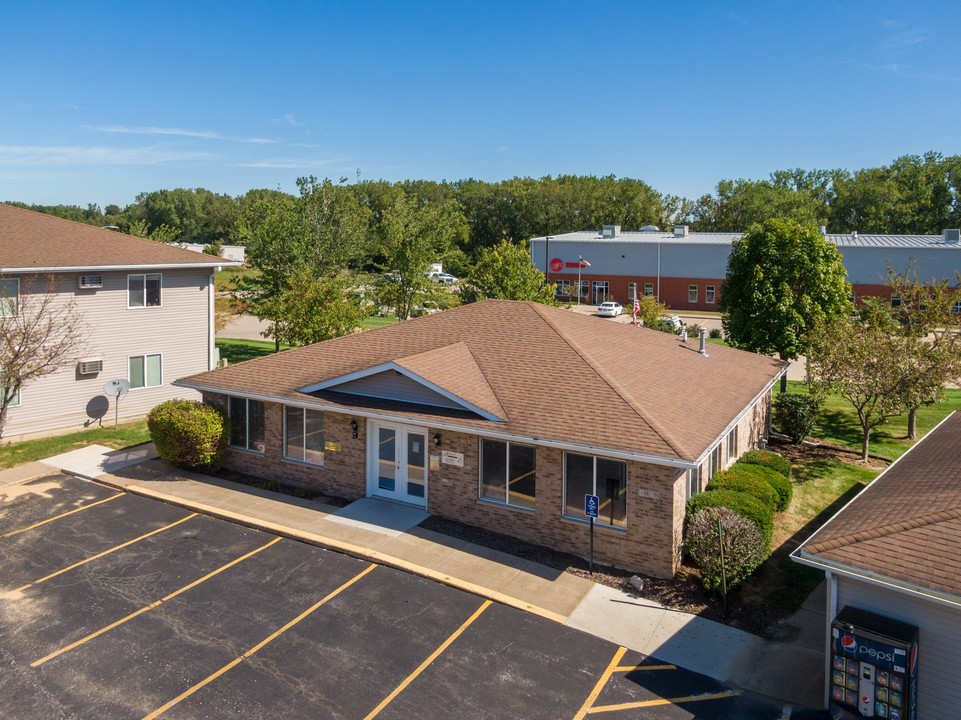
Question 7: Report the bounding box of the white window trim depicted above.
[643,283,654,297]
[228,396,265,454]
[706,285,716,304]
[688,284,698,304]
[283,405,325,466]
[128,353,163,390]
[2,379,20,408]
[127,273,163,309]
[478,438,536,511]
[1,277,20,317]
[562,452,628,530]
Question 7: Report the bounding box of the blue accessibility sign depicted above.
[585,494,599,518]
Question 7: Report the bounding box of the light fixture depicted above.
[433,433,442,447]
[350,419,358,438]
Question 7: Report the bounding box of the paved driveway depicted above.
[0,474,824,719]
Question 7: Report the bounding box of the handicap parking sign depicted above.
[585,494,599,518]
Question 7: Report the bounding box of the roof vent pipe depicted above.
[851,230,858,240]
[698,327,709,357]
[818,225,827,235]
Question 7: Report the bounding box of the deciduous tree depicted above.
[459,240,556,304]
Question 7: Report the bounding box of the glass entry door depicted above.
[368,421,427,507]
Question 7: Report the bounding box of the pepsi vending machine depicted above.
[830,606,918,720]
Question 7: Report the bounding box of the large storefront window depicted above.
[564,453,627,527]
[480,439,536,509]
[284,406,325,465]
[229,397,265,453]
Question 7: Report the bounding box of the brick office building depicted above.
[529,225,961,311]
[177,300,785,577]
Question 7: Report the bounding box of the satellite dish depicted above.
[103,379,131,428]
[103,379,130,397]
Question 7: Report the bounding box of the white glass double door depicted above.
[367,421,427,507]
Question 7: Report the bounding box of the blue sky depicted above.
[2,1,959,207]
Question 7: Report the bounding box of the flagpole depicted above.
[578,256,582,306]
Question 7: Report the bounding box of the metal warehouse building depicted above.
[529,225,961,311]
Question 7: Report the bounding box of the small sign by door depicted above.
[441,450,464,467]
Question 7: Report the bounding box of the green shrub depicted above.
[685,506,766,592]
[708,466,779,512]
[773,392,822,442]
[688,488,773,550]
[708,327,723,339]
[147,399,228,471]
[727,461,793,511]
[739,449,791,479]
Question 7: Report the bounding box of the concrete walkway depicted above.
[15,443,825,709]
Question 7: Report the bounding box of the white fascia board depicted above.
[177,381,697,470]
[1,261,243,273]
[297,361,504,422]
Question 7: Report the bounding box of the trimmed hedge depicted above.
[688,488,773,550]
[708,466,779,512]
[147,399,229,471]
[725,462,793,512]
[738,449,791,479]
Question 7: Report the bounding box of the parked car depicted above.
[429,272,458,284]
[597,301,623,317]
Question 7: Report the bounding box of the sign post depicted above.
[585,493,599,575]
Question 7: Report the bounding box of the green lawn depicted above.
[216,338,289,364]
[0,420,151,469]
[360,314,401,330]
[214,265,259,293]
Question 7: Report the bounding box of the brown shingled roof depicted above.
[181,300,784,463]
[796,411,961,601]
[0,203,233,270]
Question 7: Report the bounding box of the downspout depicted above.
[823,570,838,709]
[208,268,219,370]
[656,242,661,302]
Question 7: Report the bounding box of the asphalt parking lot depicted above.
[0,474,825,719]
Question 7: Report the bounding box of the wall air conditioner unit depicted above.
[78,359,104,375]
[79,275,103,289]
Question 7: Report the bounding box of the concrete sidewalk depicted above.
[19,443,825,709]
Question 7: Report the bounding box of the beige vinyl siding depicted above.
[3,269,213,439]
[836,576,959,719]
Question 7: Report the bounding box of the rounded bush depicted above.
[685,506,766,592]
[738,449,791,479]
[708,466,779,512]
[773,392,821,443]
[688,488,773,550]
[726,462,793,512]
[147,399,228,471]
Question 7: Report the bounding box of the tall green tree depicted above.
[460,240,556,304]
[720,219,851,390]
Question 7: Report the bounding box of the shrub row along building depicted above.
[529,224,961,310]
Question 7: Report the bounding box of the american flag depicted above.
[632,296,639,326]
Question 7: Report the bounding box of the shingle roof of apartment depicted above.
[177,299,786,466]
[0,203,238,271]
[537,229,956,250]
[794,411,961,604]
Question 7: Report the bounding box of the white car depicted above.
[597,301,623,317]
[430,272,458,284]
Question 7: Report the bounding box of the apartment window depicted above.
[555,280,571,296]
[128,354,162,389]
[0,278,19,317]
[564,453,627,528]
[229,397,265,453]
[688,465,701,498]
[706,285,716,304]
[726,426,738,459]
[1,374,19,408]
[480,439,536,509]
[128,273,162,308]
[575,280,588,298]
[643,283,654,297]
[710,444,722,478]
[284,406,325,465]
[890,296,902,308]
[628,282,637,302]
[688,284,698,304]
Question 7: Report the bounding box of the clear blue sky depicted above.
[2,1,959,208]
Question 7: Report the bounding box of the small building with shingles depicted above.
[792,411,961,718]
[177,299,786,577]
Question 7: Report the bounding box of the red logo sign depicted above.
[549,258,563,272]
[841,635,856,650]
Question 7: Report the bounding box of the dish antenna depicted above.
[103,379,130,429]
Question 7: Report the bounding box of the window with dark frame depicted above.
[564,452,627,528]
[284,406,325,465]
[480,439,536,508]
[643,283,653,296]
[128,273,162,308]
[229,397,265,453]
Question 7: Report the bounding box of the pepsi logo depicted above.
[841,635,857,650]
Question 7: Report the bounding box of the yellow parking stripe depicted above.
[613,663,676,672]
[587,689,741,714]
[0,493,124,539]
[572,646,627,720]
[141,563,377,720]
[9,513,197,594]
[363,599,492,720]
[31,536,283,667]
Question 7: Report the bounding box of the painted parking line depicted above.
[574,646,740,717]
[6,513,198,595]
[0,493,123,540]
[141,562,378,720]
[31,535,283,667]
[363,599,493,720]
